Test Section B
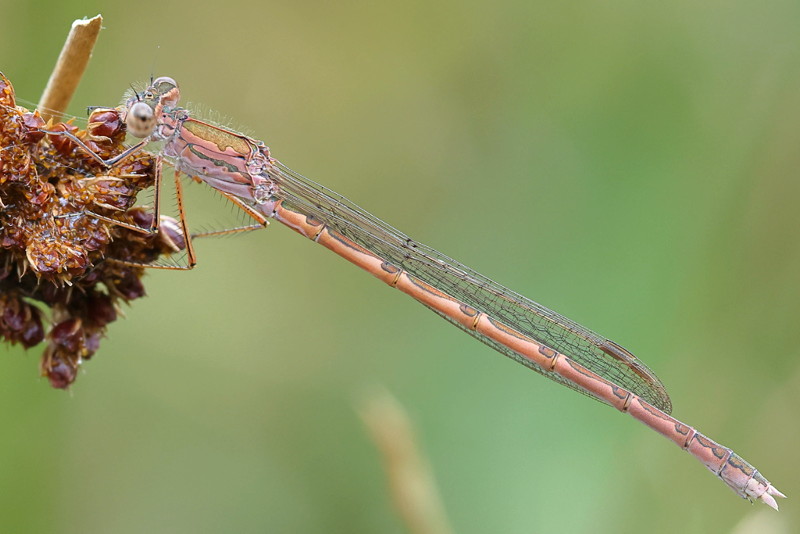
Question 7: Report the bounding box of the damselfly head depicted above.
[121,76,180,138]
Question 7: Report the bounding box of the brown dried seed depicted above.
[50,318,84,353]
[112,270,147,301]
[22,112,45,143]
[47,122,80,155]
[42,348,78,389]
[87,108,124,141]
[86,292,117,326]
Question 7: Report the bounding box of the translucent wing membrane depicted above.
[269,161,672,413]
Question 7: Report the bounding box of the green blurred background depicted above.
[1,1,799,532]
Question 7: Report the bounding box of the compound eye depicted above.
[152,76,177,91]
[126,101,156,138]
[150,76,180,108]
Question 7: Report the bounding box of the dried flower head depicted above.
[0,72,181,388]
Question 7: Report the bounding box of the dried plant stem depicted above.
[358,388,454,534]
[38,15,103,122]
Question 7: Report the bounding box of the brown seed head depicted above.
[0,72,171,388]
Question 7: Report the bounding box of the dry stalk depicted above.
[359,388,454,534]
[38,15,103,121]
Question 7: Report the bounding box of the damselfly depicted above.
[46,76,785,509]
